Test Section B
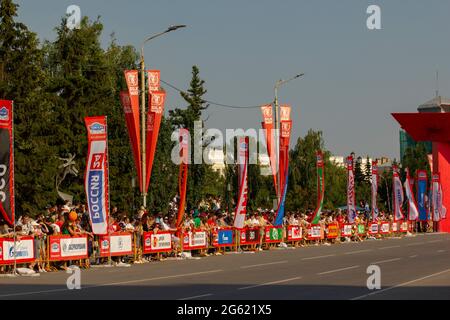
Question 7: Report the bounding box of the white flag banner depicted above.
[404,169,419,221]
[393,166,404,221]
[432,173,442,222]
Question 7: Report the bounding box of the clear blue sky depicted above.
[15,0,450,159]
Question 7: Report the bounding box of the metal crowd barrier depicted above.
[0,220,419,272]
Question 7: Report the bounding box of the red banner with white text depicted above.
[145,89,165,193]
[123,70,142,192]
[119,91,142,192]
[261,105,278,195]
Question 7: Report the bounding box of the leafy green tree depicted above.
[286,129,347,211]
[401,142,431,181]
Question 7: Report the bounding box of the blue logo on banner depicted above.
[88,171,105,223]
[417,179,427,221]
[218,230,233,245]
[89,122,105,134]
[0,107,8,121]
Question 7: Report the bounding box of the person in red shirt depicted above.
[55,214,65,230]
[108,216,120,233]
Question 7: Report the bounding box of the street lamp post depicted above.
[140,25,186,208]
[273,73,304,204]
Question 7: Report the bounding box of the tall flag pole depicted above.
[260,105,278,196]
[347,155,356,223]
[0,100,14,227]
[84,116,109,235]
[404,168,419,221]
[371,160,379,222]
[145,71,165,193]
[176,129,189,228]
[233,137,249,229]
[417,170,428,221]
[392,165,404,222]
[123,70,142,192]
[310,151,325,225]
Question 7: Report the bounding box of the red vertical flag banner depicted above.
[145,86,165,193]
[123,70,142,192]
[260,105,278,196]
[0,100,14,226]
[176,129,189,228]
[84,116,109,235]
[233,137,249,230]
[279,119,292,196]
[119,91,141,192]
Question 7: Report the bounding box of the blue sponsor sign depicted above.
[417,178,427,221]
[218,229,233,245]
[87,170,105,223]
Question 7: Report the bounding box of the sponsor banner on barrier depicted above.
[368,223,378,235]
[400,221,409,233]
[213,228,234,247]
[287,225,302,241]
[380,222,390,234]
[327,223,339,239]
[183,230,208,250]
[308,225,322,240]
[391,222,398,232]
[265,226,283,243]
[240,228,260,245]
[49,236,88,261]
[358,224,367,235]
[143,232,172,253]
[341,224,353,237]
[0,237,34,265]
[100,233,133,257]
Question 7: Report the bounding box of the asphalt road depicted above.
[1,233,449,300]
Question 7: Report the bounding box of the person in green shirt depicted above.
[193,209,201,229]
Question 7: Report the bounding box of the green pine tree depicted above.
[169,65,222,209]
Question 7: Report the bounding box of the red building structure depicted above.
[392,111,450,233]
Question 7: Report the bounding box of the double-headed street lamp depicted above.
[273,73,304,204]
[140,25,186,208]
